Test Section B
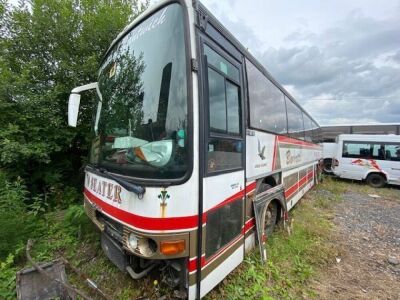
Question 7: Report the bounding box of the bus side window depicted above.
[205,44,243,173]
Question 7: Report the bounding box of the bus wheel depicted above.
[264,201,278,237]
[366,173,385,188]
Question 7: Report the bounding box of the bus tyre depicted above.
[265,201,278,237]
[366,173,386,188]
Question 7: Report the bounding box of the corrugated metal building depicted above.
[321,123,400,142]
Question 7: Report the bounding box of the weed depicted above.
[207,179,345,300]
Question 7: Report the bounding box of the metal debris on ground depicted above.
[17,239,113,300]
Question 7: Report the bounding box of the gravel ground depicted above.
[313,187,400,299]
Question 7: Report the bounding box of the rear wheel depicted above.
[366,173,386,188]
[323,158,333,174]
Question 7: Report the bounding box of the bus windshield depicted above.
[90,4,188,180]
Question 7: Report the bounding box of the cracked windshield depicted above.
[91,4,188,179]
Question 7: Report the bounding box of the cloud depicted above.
[200,0,400,125]
[258,10,400,125]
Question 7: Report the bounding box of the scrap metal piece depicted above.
[16,261,72,300]
[22,239,92,300]
[253,185,286,263]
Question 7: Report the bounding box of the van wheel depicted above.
[323,159,333,174]
[265,201,278,237]
[366,173,385,188]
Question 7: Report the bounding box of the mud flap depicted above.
[253,185,286,263]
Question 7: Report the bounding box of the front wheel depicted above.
[366,173,386,188]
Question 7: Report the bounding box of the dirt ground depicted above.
[312,185,400,300]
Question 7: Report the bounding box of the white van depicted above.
[321,142,338,173]
[332,134,400,187]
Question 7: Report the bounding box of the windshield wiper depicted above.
[88,165,146,198]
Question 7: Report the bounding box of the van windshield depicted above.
[89,4,188,180]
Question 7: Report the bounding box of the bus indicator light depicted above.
[160,240,185,256]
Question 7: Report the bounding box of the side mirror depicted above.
[68,93,81,127]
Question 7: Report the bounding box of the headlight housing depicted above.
[127,233,157,257]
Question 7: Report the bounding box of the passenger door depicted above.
[198,39,246,297]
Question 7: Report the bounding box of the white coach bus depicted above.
[332,134,400,187]
[67,0,322,298]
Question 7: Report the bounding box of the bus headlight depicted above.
[128,233,157,257]
[128,233,139,250]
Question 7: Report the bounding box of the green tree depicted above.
[0,0,148,204]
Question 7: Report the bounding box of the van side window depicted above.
[385,144,400,161]
[343,142,372,158]
[343,142,400,161]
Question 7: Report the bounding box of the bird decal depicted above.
[258,139,266,160]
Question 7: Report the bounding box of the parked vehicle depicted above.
[67,0,322,298]
[322,142,337,173]
[332,134,400,187]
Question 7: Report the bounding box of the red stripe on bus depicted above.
[188,255,206,273]
[85,183,256,231]
[84,188,199,231]
[284,170,314,199]
[277,136,321,149]
[242,217,255,234]
[272,135,278,170]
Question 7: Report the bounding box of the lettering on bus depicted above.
[86,173,122,204]
[286,150,302,165]
[130,7,168,43]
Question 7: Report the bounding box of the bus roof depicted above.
[338,134,400,142]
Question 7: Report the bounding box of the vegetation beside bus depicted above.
[208,177,346,299]
[1,176,347,299]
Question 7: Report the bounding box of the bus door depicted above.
[197,38,246,297]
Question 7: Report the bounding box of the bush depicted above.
[0,171,44,259]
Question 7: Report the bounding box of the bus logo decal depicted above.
[258,139,266,160]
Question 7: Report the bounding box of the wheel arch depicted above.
[364,171,387,182]
[256,174,287,224]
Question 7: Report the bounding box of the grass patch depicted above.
[207,177,344,300]
[342,179,400,202]
[0,205,158,299]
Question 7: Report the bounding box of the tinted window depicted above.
[304,116,313,142]
[205,45,243,174]
[207,67,241,135]
[91,4,188,180]
[226,81,240,134]
[343,142,383,159]
[205,45,239,82]
[207,139,243,172]
[208,68,226,132]
[206,199,242,257]
[246,61,287,134]
[286,97,304,140]
[385,144,400,161]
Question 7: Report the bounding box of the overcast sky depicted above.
[10,0,400,125]
[196,0,400,125]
